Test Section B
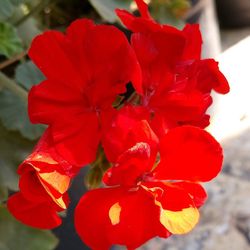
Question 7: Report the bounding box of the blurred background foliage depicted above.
[0,0,193,249]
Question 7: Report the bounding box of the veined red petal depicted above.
[28,80,84,125]
[75,186,166,250]
[154,126,223,182]
[7,193,61,229]
[131,32,185,93]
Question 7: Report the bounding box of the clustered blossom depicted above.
[7,0,229,249]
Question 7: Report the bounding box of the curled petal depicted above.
[154,126,223,182]
[11,129,73,216]
[116,9,160,33]
[135,0,152,19]
[7,193,62,229]
[103,142,154,187]
[102,105,157,163]
[196,59,230,94]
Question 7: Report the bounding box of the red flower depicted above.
[6,2,228,247]
[28,19,142,166]
[116,0,229,132]
[75,122,223,249]
[7,130,78,229]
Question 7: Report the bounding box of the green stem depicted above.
[0,72,28,102]
[14,0,50,26]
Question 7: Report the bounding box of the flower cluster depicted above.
[7,0,229,249]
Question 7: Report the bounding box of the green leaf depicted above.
[9,0,24,5]
[0,22,23,58]
[15,61,45,90]
[88,0,131,22]
[17,17,41,47]
[0,123,34,191]
[0,0,14,21]
[0,206,58,250]
[0,90,45,140]
[0,61,46,139]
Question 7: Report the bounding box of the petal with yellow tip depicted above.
[160,206,199,234]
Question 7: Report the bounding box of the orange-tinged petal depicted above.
[38,171,70,195]
[142,181,199,235]
[37,172,70,209]
[14,129,74,210]
[160,206,199,234]
[27,152,58,165]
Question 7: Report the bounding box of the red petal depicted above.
[7,193,61,229]
[197,59,230,94]
[172,182,207,208]
[19,170,49,203]
[154,126,223,182]
[75,186,166,249]
[182,24,202,60]
[28,80,84,125]
[131,32,185,94]
[19,129,79,177]
[142,182,199,234]
[29,31,84,90]
[135,0,152,19]
[51,112,100,166]
[116,9,160,33]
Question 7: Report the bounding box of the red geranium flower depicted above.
[28,18,142,166]
[116,0,229,133]
[7,130,78,229]
[75,121,223,249]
